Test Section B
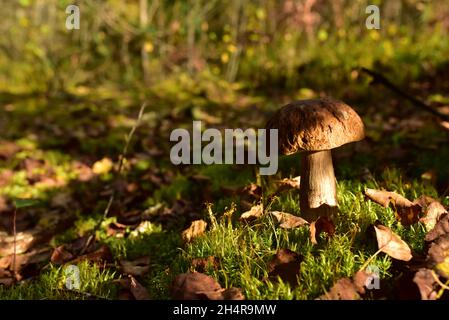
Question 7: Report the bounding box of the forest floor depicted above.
[1,68,449,299]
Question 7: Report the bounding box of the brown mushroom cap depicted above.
[266,98,365,154]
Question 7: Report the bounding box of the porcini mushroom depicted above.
[266,98,365,221]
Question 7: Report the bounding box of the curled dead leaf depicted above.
[374,223,412,261]
[319,278,361,300]
[425,214,449,242]
[413,268,439,300]
[271,211,308,229]
[277,176,301,189]
[268,249,302,287]
[51,245,75,265]
[70,245,113,264]
[129,275,151,300]
[309,217,335,245]
[365,189,421,225]
[239,204,263,223]
[182,220,207,243]
[171,272,222,300]
[421,203,448,233]
[319,270,373,300]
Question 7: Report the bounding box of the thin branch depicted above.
[359,67,449,122]
[431,270,449,290]
[12,207,17,280]
[80,102,147,254]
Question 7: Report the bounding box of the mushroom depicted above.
[266,98,365,221]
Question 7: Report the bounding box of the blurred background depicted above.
[1,0,448,98]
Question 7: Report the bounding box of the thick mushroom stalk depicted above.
[299,150,338,221]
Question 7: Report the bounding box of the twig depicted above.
[359,67,449,122]
[431,270,449,290]
[80,102,147,254]
[12,208,17,279]
[358,248,382,272]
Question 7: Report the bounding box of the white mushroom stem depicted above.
[299,150,338,221]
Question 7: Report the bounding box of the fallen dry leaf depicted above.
[240,183,262,201]
[51,245,75,265]
[309,217,335,245]
[129,275,151,300]
[191,256,219,272]
[171,272,222,300]
[319,270,373,300]
[220,287,245,300]
[420,202,448,232]
[425,214,449,242]
[268,249,302,287]
[0,140,20,159]
[0,210,74,256]
[413,268,438,300]
[277,176,301,189]
[239,204,263,223]
[0,170,14,188]
[271,211,308,229]
[171,272,244,300]
[365,188,421,226]
[319,278,361,300]
[196,287,245,300]
[374,223,412,261]
[426,234,449,279]
[182,220,207,243]
[120,256,150,277]
[70,245,113,264]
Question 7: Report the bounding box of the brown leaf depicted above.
[352,270,371,295]
[129,275,151,300]
[196,287,245,300]
[171,272,222,300]
[70,245,113,264]
[0,140,20,159]
[0,170,14,188]
[420,202,448,232]
[425,213,449,242]
[365,188,421,225]
[182,220,207,243]
[0,210,74,256]
[277,176,301,190]
[51,245,75,265]
[240,183,262,201]
[239,204,263,223]
[413,269,438,300]
[319,278,361,300]
[268,249,302,287]
[271,211,308,229]
[309,217,335,245]
[191,256,219,272]
[221,287,245,300]
[320,270,373,300]
[413,195,437,208]
[0,247,51,276]
[427,234,449,279]
[120,256,150,277]
[374,224,412,261]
